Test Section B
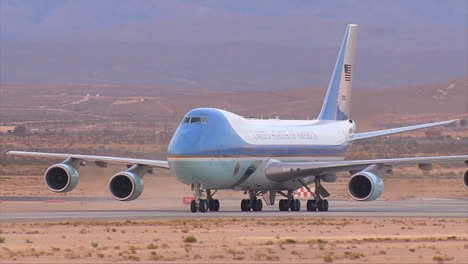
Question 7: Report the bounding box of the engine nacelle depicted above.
[44,158,80,193]
[348,171,384,201]
[463,169,468,190]
[109,165,149,201]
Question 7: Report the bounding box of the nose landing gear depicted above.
[190,185,219,213]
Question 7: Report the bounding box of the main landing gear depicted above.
[277,190,301,211]
[190,185,220,213]
[306,199,329,211]
[240,191,264,211]
[304,176,329,212]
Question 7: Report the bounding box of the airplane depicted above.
[7,24,468,213]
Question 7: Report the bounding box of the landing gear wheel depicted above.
[241,199,251,211]
[294,199,301,211]
[317,199,329,212]
[279,199,289,211]
[307,199,317,211]
[190,200,197,213]
[289,199,301,211]
[209,199,220,212]
[252,199,263,211]
[199,199,208,212]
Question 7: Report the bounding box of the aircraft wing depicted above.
[265,155,468,182]
[349,120,457,142]
[6,151,170,169]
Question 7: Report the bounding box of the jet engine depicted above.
[109,165,150,201]
[463,169,468,189]
[44,158,81,193]
[348,170,384,201]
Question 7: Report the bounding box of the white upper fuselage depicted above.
[224,110,355,147]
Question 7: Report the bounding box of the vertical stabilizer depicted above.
[318,24,358,120]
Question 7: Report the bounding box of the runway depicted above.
[1,198,467,222]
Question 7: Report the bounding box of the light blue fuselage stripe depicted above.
[172,145,348,156]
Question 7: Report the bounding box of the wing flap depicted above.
[6,151,169,169]
[265,155,468,182]
[349,120,457,141]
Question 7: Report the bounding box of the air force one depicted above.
[7,24,468,213]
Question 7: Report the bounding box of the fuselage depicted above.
[167,108,356,191]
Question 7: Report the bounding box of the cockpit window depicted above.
[182,116,208,124]
[190,117,201,123]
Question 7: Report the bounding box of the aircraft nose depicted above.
[168,124,203,156]
[179,126,202,145]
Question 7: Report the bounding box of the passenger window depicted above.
[190,117,201,123]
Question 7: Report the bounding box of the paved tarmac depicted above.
[1,198,467,222]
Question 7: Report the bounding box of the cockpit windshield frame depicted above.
[182,117,208,124]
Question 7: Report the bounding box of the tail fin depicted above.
[318,24,358,120]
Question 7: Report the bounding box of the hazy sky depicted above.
[2,0,467,40]
[1,0,467,89]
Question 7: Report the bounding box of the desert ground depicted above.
[0,217,467,263]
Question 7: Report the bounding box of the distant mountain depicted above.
[1,40,465,90]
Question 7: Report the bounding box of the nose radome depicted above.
[168,124,203,156]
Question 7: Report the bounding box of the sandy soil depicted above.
[0,217,467,263]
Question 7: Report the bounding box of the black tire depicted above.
[311,200,317,211]
[278,199,284,211]
[253,199,263,212]
[208,200,214,211]
[258,199,263,211]
[323,199,329,212]
[190,200,197,213]
[290,199,301,211]
[241,199,250,211]
[317,200,325,211]
[199,199,208,212]
[279,199,289,211]
[252,200,258,211]
[289,199,295,211]
[208,199,220,211]
[295,199,301,211]
[306,200,317,211]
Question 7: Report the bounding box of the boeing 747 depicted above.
[7,24,468,212]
